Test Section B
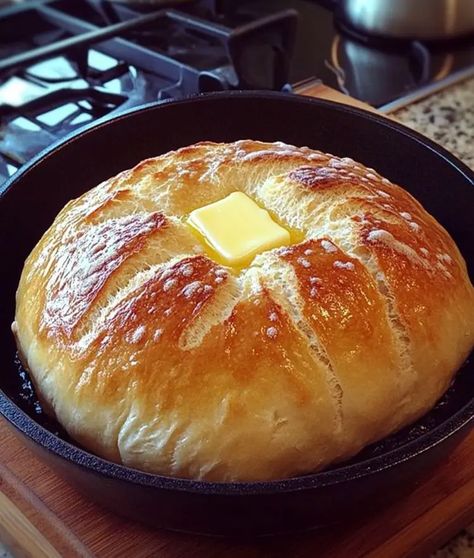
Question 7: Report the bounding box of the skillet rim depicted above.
[0,391,473,495]
[1,90,473,201]
[0,90,473,496]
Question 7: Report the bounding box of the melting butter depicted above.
[187,192,300,269]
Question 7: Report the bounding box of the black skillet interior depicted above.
[0,91,473,534]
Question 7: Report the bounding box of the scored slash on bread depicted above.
[13,140,474,481]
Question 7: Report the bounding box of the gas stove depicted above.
[0,0,473,186]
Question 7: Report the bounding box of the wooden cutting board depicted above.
[1,85,473,558]
[1,421,473,558]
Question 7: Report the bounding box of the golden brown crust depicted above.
[40,212,168,340]
[14,140,474,481]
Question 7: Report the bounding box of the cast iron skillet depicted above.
[0,92,473,536]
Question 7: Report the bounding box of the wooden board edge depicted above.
[295,83,398,119]
[0,456,92,558]
[366,478,474,558]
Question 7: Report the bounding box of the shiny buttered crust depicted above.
[13,140,474,481]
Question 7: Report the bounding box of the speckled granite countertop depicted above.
[396,76,474,558]
[395,76,474,170]
[0,78,473,558]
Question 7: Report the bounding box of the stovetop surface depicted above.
[0,0,473,185]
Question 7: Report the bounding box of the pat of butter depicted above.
[188,192,290,266]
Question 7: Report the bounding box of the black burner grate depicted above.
[0,0,297,184]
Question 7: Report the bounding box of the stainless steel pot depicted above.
[338,0,474,40]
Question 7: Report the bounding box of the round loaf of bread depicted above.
[13,140,474,481]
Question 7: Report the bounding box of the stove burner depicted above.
[324,30,433,105]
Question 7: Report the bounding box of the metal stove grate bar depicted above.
[0,9,170,75]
